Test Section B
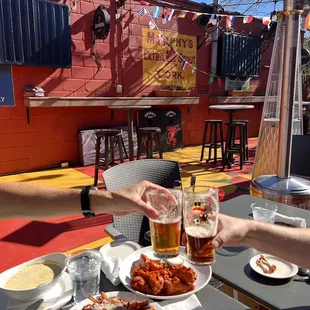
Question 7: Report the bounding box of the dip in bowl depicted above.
[0,252,68,302]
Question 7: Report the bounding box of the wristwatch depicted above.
[80,186,98,218]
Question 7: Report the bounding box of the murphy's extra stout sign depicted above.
[93,5,110,40]
[0,65,14,107]
[142,28,197,87]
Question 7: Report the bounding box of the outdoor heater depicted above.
[250,0,310,209]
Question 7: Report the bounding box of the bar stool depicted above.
[223,121,246,170]
[137,127,163,159]
[200,120,224,163]
[233,119,249,161]
[94,130,125,186]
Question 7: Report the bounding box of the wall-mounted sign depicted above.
[301,47,310,65]
[93,5,110,40]
[142,28,197,87]
[0,65,14,107]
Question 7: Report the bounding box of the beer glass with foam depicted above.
[146,189,183,257]
[183,186,219,265]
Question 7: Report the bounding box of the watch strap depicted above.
[80,186,96,218]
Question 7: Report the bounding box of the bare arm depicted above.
[0,181,166,220]
[212,214,310,269]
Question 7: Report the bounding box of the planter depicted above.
[228,90,255,97]
[155,89,191,97]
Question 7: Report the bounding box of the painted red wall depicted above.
[0,0,271,175]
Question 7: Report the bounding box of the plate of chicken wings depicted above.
[118,246,212,300]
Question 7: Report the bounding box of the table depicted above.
[214,194,310,310]
[209,104,254,123]
[109,106,151,161]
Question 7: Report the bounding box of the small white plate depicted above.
[69,291,163,310]
[0,272,73,310]
[99,240,141,261]
[119,246,212,300]
[250,254,298,279]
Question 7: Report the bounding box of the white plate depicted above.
[69,291,163,310]
[119,246,212,300]
[250,254,298,279]
[99,240,141,262]
[0,272,73,310]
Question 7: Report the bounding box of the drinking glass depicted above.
[183,186,219,266]
[67,249,102,303]
[146,189,183,257]
[251,202,278,224]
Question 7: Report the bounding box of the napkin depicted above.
[275,213,307,228]
[101,254,122,286]
[159,295,203,310]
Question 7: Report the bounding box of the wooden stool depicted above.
[200,120,224,163]
[232,120,249,161]
[137,127,163,159]
[94,130,125,186]
[223,122,246,170]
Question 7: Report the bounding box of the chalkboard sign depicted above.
[0,65,14,107]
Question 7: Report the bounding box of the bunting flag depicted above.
[165,8,175,21]
[149,20,156,29]
[226,15,235,28]
[243,16,253,24]
[138,6,147,17]
[208,75,214,84]
[262,17,271,26]
[305,15,310,30]
[192,13,202,21]
[181,60,187,70]
[217,77,223,87]
[167,48,173,57]
[192,67,197,73]
[140,1,149,5]
[208,14,217,25]
[178,10,187,18]
[152,6,160,18]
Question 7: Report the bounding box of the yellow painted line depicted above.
[65,236,113,255]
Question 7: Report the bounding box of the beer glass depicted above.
[146,189,182,257]
[183,186,219,265]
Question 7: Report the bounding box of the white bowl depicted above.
[0,252,68,302]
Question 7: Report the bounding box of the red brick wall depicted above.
[0,0,271,174]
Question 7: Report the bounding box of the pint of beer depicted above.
[146,189,182,257]
[183,186,219,265]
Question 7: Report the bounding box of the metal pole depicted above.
[276,0,301,178]
[210,0,218,74]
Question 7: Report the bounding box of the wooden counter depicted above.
[209,96,264,104]
[24,96,199,108]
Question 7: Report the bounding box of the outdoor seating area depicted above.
[2,0,310,309]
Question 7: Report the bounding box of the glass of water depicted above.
[251,202,278,224]
[67,249,102,303]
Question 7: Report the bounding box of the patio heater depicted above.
[250,0,310,209]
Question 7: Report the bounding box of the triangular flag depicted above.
[140,1,149,5]
[305,15,310,30]
[217,77,222,87]
[152,6,160,18]
[208,14,217,25]
[262,17,271,26]
[165,8,174,21]
[243,16,253,24]
[226,16,235,28]
[178,10,187,18]
[138,6,147,17]
[192,67,197,73]
[181,60,187,70]
[208,75,214,84]
[192,13,202,21]
[149,20,156,29]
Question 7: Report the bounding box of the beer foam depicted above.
[151,216,181,224]
[185,225,215,238]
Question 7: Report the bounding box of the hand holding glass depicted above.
[183,186,219,266]
[146,189,182,257]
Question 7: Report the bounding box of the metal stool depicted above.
[223,122,246,170]
[94,130,125,186]
[233,119,249,161]
[200,120,224,163]
[137,127,163,159]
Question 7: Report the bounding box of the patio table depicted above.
[213,194,310,310]
[109,105,151,161]
[209,104,254,124]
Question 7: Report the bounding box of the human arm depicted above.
[0,181,169,220]
[212,214,310,269]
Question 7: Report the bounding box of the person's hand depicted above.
[106,181,174,218]
[212,214,250,248]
